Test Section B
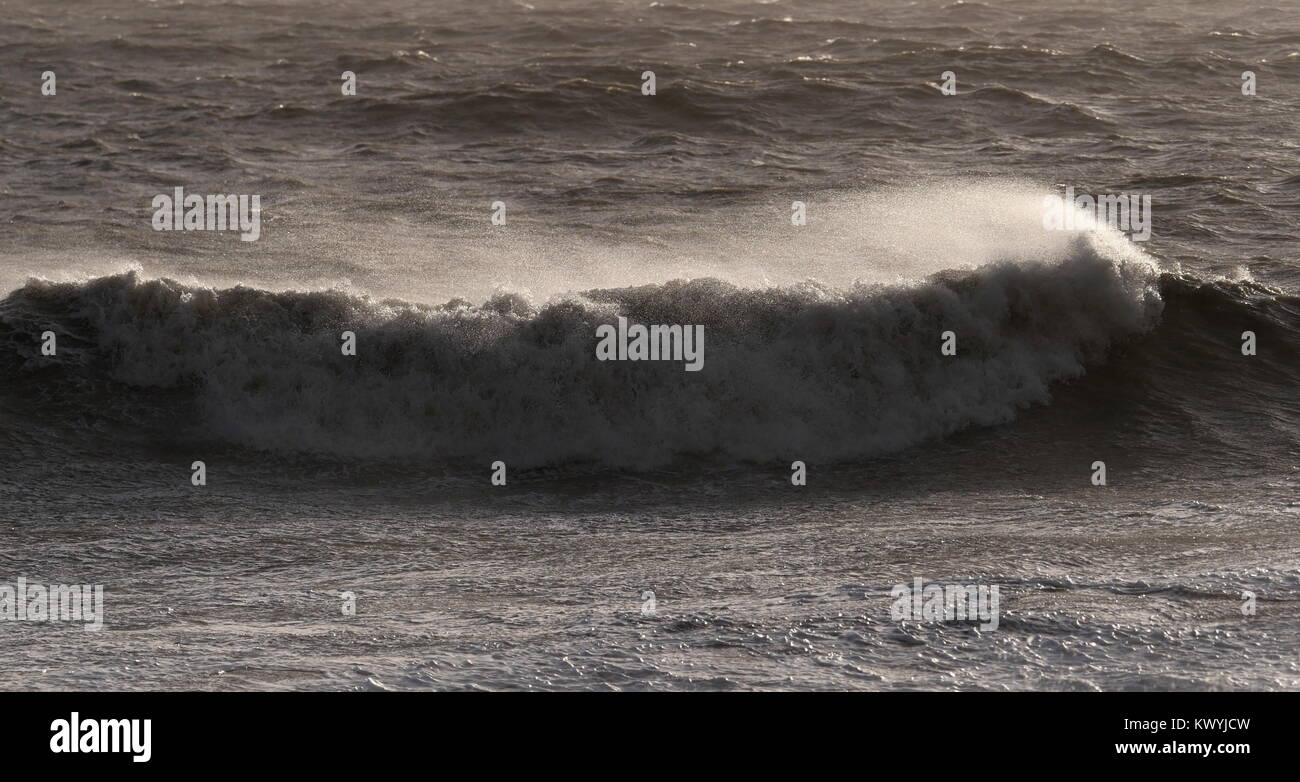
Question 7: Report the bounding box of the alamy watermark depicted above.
[0,577,104,631]
[152,186,261,242]
[890,577,999,631]
[595,316,704,372]
[50,713,151,762]
[1043,186,1151,241]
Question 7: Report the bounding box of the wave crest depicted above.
[1,235,1164,467]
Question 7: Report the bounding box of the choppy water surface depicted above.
[0,0,1297,689]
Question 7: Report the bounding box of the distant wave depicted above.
[2,237,1295,469]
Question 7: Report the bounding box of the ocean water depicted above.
[1,0,1298,690]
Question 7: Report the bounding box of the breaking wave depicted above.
[3,235,1294,469]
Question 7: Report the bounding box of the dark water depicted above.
[0,0,1298,690]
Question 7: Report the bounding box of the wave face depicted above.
[1,234,1176,468]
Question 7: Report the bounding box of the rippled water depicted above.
[0,0,1297,690]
